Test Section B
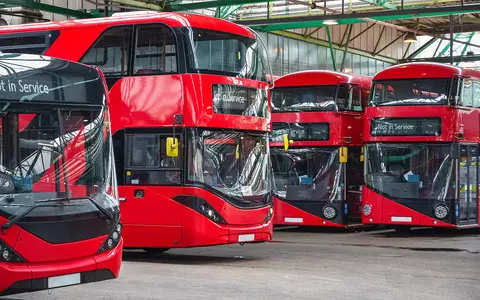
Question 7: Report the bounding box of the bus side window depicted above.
[0,31,59,55]
[134,24,177,75]
[461,79,473,107]
[473,82,480,108]
[80,26,133,89]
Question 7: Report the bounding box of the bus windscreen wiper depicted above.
[36,196,113,220]
[1,203,82,233]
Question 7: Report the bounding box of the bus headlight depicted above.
[363,204,372,216]
[264,206,274,222]
[433,204,449,219]
[0,239,25,262]
[174,196,227,224]
[323,205,337,220]
[2,249,11,261]
[97,222,122,254]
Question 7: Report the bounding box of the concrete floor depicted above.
[6,227,480,300]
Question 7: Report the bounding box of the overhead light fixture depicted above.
[403,32,417,43]
[323,20,338,25]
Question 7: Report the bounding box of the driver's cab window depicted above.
[461,78,473,107]
[336,85,348,110]
[125,134,182,185]
[338,84,362,111]
[351,85,362,111]
[372,82,395,105]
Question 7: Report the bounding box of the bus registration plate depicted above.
[238,234,255,243]
[48,273,81,289]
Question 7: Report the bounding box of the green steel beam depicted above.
[247,9,480,31]
[340,24,353,72]
[326,26,336,72]
[360,0,397,10]
[221,5,243,19]
[406,37,437,59]
[438,33,462,57]
[456,32,475,66]
[0,0,92,18]
[166,0,269,11]
[214,7,221,18]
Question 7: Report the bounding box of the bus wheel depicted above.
[393,226,411,233]
[143,248,171,254]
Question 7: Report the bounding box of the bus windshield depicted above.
[272,85,362,112]
[271,147,342,201]
[370,78,451,106]
[0,107,118,215]
[182,28,270,82]
[0,54,118,217]
[365,143,455,201]
[187,129,271,208]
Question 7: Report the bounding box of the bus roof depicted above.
[0,53,106,105]
[0,12,255,39]
[274,70,371,88]
[374,62,480,80]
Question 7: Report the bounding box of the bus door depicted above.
[346,147,363,223]
[458,144,478,225]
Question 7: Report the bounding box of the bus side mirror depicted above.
[339,147,348,163]
[166,137,179,157]
[283,134,293,151]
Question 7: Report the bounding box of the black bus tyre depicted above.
[143,248,171,254]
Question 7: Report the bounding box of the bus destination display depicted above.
[371,117,441,136]
[271,122,330,141]
[212,84,267,117]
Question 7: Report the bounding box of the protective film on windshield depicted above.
[271,147,343,202]
[370,79,451,106]
[365,143,455,201]
[187,129,271,207]
[0,108,119,215]
[272,85,361,112]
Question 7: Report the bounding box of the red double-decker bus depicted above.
[0,12,274,251]
[0,54,122,296]
[270,71,372,227]
[363,62,480,230]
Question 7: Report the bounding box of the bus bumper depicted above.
[362,187,456,228]
[184,216,273,247]
[273,197,348,228]
[0,239,123,296]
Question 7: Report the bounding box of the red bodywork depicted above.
[0,12,273,248]
[0,64,122,295]
[271,70,372,227]
[363,62,480,228]
[111,74,273,248]
[0,217,123,295]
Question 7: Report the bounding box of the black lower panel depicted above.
[366,187,455,224]
[394,198,455,224]
[0,269,115,296]
[284,200,347,225]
